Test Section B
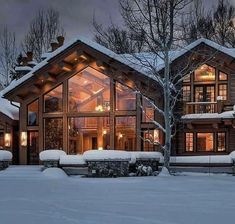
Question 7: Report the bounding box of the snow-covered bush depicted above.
[0,150,12,161]
[42,167,68,179]
[59,155,86,166]
[39,149,66,161]
[136,165,153,176]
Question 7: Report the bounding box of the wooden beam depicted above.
[58,61,73,72]
[187,123,193,129]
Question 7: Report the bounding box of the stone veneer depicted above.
[86,160,130,177]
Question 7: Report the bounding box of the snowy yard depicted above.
[0,166,235,224]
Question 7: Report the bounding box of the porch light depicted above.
[98,147,103,150]
[21,132,27,147]
[4,133,11,147]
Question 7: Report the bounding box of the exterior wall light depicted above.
[21,132,27,147]
[4,133,11,147]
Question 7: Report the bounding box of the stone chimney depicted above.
[51,42,59,51]
[26,51,33,62]
[57,36,65,47]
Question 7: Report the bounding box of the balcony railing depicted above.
[185,102,217,114]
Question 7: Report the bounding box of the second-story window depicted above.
[194,64,215,82]
[183,86,191,102]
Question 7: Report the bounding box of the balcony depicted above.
[184,102,218,114]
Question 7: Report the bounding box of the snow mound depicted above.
[229,151,235,160]
[83,150,131,161]
[39,149,66,161]
[129,151,163,164]
[158,167,171,177]
[42,168,67,179]
[0,150,12,161]
[170,155,232,164]
[60,155,86,165]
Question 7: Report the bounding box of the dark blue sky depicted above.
[0,0,234,43]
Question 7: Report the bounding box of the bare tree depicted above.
[118,0,215,173]
[22,8,65,62]
[181,0,215,44]
[0,26,17,87]
[213,0,235,47]
[93,19,146,54]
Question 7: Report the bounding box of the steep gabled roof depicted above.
[2,36,235,97]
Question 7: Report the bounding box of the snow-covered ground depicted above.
[0,166,235,224]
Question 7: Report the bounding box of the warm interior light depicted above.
[21,132,27,146]
[98,147,103,150]
[4,133,11,147]
[95,105,104,112]
[103,130,107,135]
[118,133,123,139]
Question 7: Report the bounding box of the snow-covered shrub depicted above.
[42,167,68,179]
[0,150,12,161]
[136,165,153,176]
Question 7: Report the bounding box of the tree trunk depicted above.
[163,50,171,172]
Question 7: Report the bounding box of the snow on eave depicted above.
[0,92,19,120]
[181,111,235,120]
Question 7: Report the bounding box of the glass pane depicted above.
[143,129,159,151]
[68,117,110,154]
[205,86,215,102]
[194,65,215,81]
[219,72,228,81]
[115,116,136,151]
[116,82,136,110]
[185,133,193,152]
[28,131,39,164]
[142,97,154,122]
[68,67,110,112]
[0,131,4,149]
[27,100,39,126]
[219,84,227,100]
[196,133,214,152]
[183,86,191,102]
[44,85,63,113]
[44,118,63,150]
[217,132,226,152]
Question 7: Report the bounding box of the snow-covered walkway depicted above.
[0,166,235,224]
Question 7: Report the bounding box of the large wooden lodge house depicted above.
[1,36,235,165]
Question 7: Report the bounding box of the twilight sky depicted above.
[0,0,234,44]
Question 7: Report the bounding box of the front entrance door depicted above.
[194,85,215,113]
[27,131,39,165]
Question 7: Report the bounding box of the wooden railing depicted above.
[185,102,218,114]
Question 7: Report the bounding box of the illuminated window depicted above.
[68,117,110,154]
[44,85,63,113]
[116,82,136,110]
[217,132,226,152]
[185,133,193,152]
[115,116,136,151]
[219,84,227,100]
[68,67,110,112]
[219,72,228,81]
[194,64,215,82]
[142,97,154,122]
[183,86,191,102]
[44,118,63,150]
[143,129,160,151]
[27,100,39,126]
[196,133,214,152]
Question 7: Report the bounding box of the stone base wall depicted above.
[43,160,59,168]
[87,160,129,177]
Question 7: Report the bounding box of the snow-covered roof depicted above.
[2,37,235,97]
[181,111,235,120]
[0,92,19,120]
